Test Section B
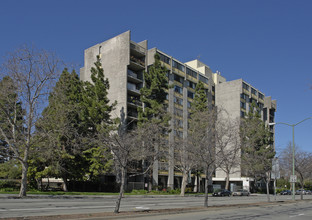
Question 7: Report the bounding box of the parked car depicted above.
[232,189,250,196]
[212,189,232,197]
[306,190,312,195]
[295,189,308,195]
[280,190,291,195]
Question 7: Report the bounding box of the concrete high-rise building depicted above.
[214,79,276,191]
[80,31,276,192]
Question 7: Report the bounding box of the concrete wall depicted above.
[80,31,131,122]
[215,79,242,179]
[215,79,242,120]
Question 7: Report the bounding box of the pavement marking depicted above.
[289,213,305,218]
[135,206,150,210]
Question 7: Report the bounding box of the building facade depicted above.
[80,30,276,192]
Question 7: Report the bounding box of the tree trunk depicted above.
[148,170,152,192]
[225,172,230,190]
[204,169,209,207]
[180,170,188,196]
[266,175,270,202]
[62,177,68,192]
[19,161,28,197]
[114,167,125,213]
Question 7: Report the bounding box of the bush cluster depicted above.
[0,179,20,191]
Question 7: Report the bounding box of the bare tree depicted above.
[173,135,197,196]
[188,108,218,207]
[135,121,167,191]
[216,116,241,190]
[106,128,137,213]
[106,121,165,213]
[0,45,60,197]
[279,142,312,200]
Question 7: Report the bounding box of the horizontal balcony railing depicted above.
[130,55,145,67]
[127,70,143,82]
[128,111,138,118]
[130,41,145,54]
[127,97,142,106]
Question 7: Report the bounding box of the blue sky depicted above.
[1,0,311,153]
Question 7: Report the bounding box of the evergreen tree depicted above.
[34,68,85,190]
[137,53,170,191]
[80,56,117,180]
[138,53,170,126]
[240,102,275,201]
[191,81,208,112]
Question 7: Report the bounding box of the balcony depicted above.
[159,162,169,171]
[127,69,142,84]
[243,88,250,95]
[127,96,142,108]
[127,82,141,95]
[127,110,138,120]
[130,56,145,71]
[172,67,186,78]
[130,41,145,57]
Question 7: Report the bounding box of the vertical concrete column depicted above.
[167,57,174,189]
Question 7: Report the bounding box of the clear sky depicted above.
[0,0,311,154]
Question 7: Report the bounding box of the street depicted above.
[125,200,312,220]
[0,194,312,219]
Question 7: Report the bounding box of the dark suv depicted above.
[212,189,232,197]
[280,190,291,195]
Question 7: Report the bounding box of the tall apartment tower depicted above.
[214,79,276,191]
[80,31,147,129]
[80,31,276,192]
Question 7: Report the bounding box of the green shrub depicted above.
[131,189,147,194]
[185,187,193,193]
[0,179,20,190]
[167,188,181,194]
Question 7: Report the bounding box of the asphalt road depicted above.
[124,200,312,220]
[0,194,311,219]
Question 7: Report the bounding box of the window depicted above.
[251,88,257,96]
[187,91,194,99]
[174,108,183,117]
[212,86,215,92]
[259,92,264,99]
[175,119,183,128]
[174,130,183,138]
[186,67,197,78]
[258,102,264,109]
[127,82,139,92]
[187,80,196,89]
[240,111,245,118]
[187,101,191,108]
[242,82,249,91]
[158,52,170,64]
[174,85,183,94]
[199,75,209,84]
[240,102,246,109]
[172,60,185,72]
[174,96,183,106]
[249,98,256,104]
[241,93,248,101]
[174,74,184,84]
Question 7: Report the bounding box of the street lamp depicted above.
[269,117,312,201]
